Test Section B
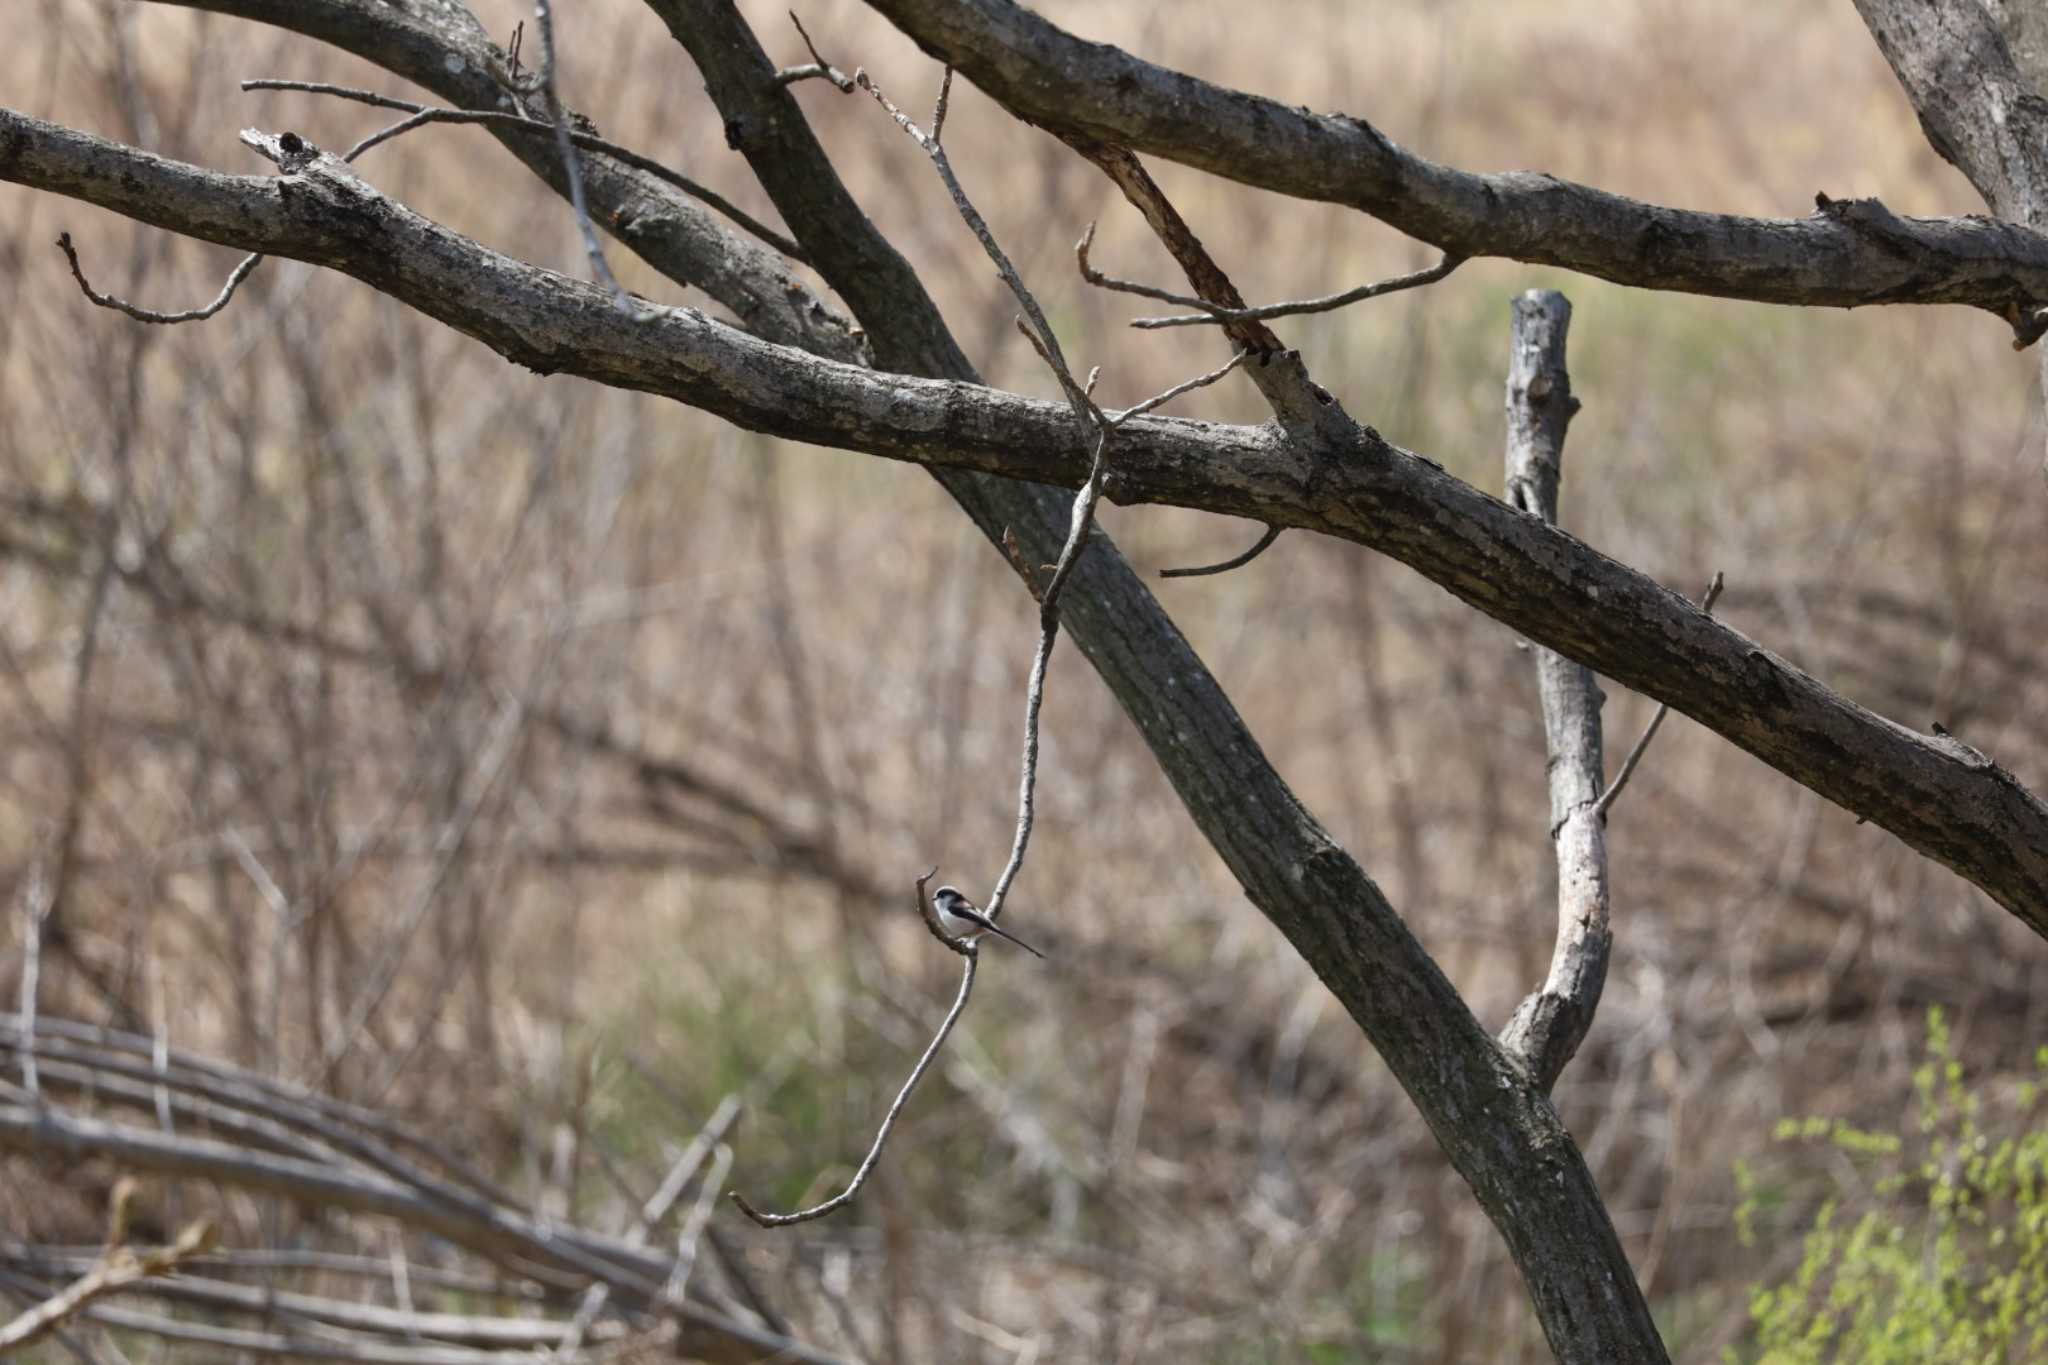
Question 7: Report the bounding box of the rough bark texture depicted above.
[9,106,2045,946]
[159,0,867,361]
[1853,0,2048,225]
[12,2,2048,1360]
[648,11,1666,1357]
[1852,0,2048,430]
[865,0,2048,332]
[1497,291,1610,1094]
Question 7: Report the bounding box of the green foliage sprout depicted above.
[1729,1009,2048,1364]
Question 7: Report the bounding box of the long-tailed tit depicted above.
[930,885,1046,959]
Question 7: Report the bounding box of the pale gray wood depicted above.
[1497,291,1610,1094]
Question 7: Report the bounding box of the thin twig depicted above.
[985,424,1111,924]
[731,954,979,1227]
[1076,222,1463,328]
[738,58,1241,1231]
[1134,256,1464,328]
[858,63,1112,922]
[1106,347,1250,426]
[1593,572,1726,820]
[1160,524,1284,579]
[661,1142,730,1304]
[239,79,419,113]
[53,233,262,325]
[773,13,855,92]
[0,1220,217,1355]
[856,67,1096,423]
[555,1093,741,1360]
[532,0,653,320]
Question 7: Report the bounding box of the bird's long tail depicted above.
[985,920,1047,959]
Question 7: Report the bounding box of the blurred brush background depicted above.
[4,1,2048,1360]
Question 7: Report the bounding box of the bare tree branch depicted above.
[864,0,2048,341]
[1495,290,1607,1092]
[55,230,262,323]
[0,1102,839,1365]
[0,1219,218,1356]
[240,78,809,262]
[151,0,863,360]
[5,108,2048,943]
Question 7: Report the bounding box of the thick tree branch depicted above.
[863,0,2048,339]
[6,106,2046,946]
[650,13,1665,1362]
[150,0,865,361]
[1852,0,2048,227]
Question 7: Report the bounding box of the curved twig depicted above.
[1077,224,1463,328]
[1160,523,1283,579]
[54,233,262,325]
[1135,255,1464,328]
[730,950,978,1227]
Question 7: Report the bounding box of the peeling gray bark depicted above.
[863,0,2048,335]
[1497,291,1610,1093]
[5,106,2046,949]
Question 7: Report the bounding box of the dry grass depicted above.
[4,1,2048,1360]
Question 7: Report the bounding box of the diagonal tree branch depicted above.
[10,6,2045,1353]
[149,0,865,362]
[633,9,1664,1361]
[5,106,2046,943]
[862,0,2048,341]
[1851,0,2048,227]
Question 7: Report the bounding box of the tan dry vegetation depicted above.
[3,1,2048,1361]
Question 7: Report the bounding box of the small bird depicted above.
[930,885,1047,959]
